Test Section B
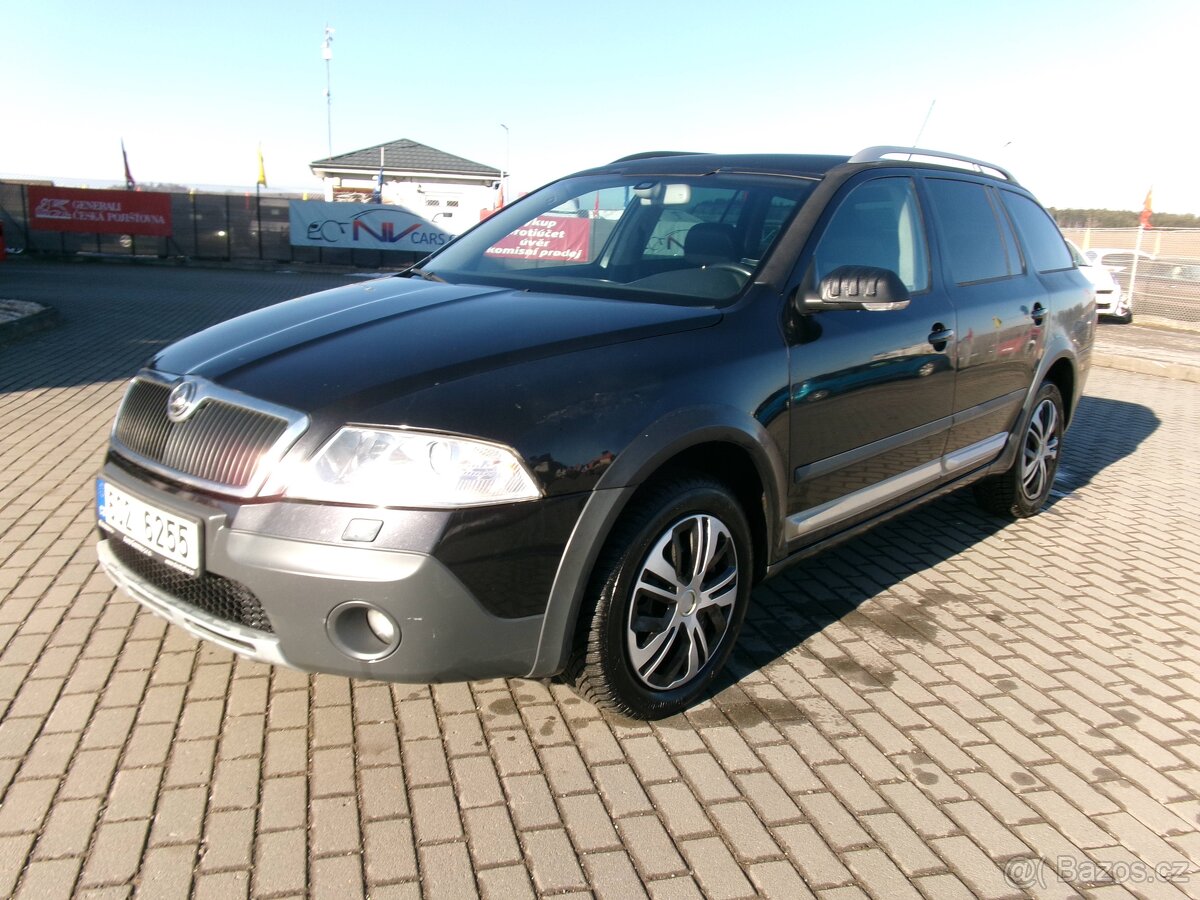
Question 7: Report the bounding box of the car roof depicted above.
[591,152,853,179]
[585,146,1021,185]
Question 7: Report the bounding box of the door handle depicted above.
[928,325,954,347]
[1030,303,1046,325]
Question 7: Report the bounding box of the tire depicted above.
[567,473,752,719]
[973,382,1064,519]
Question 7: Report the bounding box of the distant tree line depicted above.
[1051,208,1200,229]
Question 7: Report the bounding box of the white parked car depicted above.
[1070,243,1134,323]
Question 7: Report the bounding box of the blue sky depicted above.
[6,0,1197,212]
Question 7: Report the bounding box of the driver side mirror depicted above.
[800,265,911,312]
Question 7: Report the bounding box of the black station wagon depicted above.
[96,146,1094,718]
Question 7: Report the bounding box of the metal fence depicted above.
[1062,226,1200,326]
[0,182,421,269]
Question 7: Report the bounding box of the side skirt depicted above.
[764,460,1002,581]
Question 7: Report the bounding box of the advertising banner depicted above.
[28,186,172,236]
[484,216,592,263]
[288,201,449,252]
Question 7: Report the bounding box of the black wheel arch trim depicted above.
[987,345,1082,477]
[526,405,787,678]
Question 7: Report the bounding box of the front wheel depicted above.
[973,382,1064,518]
[568,473,752,719]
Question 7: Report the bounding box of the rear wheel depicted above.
[568,473,752,719]
[973,382,1064,518]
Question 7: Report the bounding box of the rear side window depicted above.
[925,179,1018,284]
[1001,192,1074,273]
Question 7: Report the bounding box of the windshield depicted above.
[419,172,815,305]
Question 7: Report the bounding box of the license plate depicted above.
[97,479,202,575]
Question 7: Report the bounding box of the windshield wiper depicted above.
[404,267,446,283]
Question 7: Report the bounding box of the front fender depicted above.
[527,404,787,677]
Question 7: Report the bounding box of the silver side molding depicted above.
[786,432,1008,541]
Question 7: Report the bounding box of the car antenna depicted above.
[912,99,937,151]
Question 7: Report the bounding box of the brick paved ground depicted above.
[1,261,1199,898]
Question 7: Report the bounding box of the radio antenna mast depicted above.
[322,25,335,159]
[913,100,936,147]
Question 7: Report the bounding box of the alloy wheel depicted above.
[1021,397,1060,501]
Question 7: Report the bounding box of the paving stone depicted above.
[774,823,853,889]
[522,828,587,893]
[450,754,506,808]
[15,856,83,900]
[33,796,101,859]
[559,793,622,853]
[409,785,463,844]
[618,815,688,880]
[679,836,757,900]
[859,812,944,877]
[477,864,536,900]
[709,800,782,862]
[148,787,206,847]
[252,828,307,896]
[647,781,712,840]
[674,751,742,803]
[134,844,196,900]
[503,772,559,830]
[583,850,650,900]
[311,854,364,900]
[80,818,149,887]
[363,817,418,884]
[199,808,255,871]
[594,763,654,818]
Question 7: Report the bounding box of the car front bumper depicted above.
[1095,287,1127,316]
[95,461,559,683]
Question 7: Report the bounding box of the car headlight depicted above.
[282,427,541,508]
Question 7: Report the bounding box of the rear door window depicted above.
[925,179,1018,284]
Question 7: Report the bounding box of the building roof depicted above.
[311,139,500,179]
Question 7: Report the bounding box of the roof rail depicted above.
[849,146,1017,184]
[611,150,704,163]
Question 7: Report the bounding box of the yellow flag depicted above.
[257,144,268,188]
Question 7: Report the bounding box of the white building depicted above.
[310,138,502,235]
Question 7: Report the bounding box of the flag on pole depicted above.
[494,182,505,211]
[257,144,268,188]
[121,139,136,190]
[1139,188,1153,229]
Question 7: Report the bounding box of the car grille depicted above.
[113,378,291,491]
[107,537,274,634]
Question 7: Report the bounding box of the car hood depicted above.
[150,276,721,415]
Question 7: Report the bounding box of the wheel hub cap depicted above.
[626,513,739,691]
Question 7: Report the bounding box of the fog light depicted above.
[366,608,397,645]
[326,601,402,661]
